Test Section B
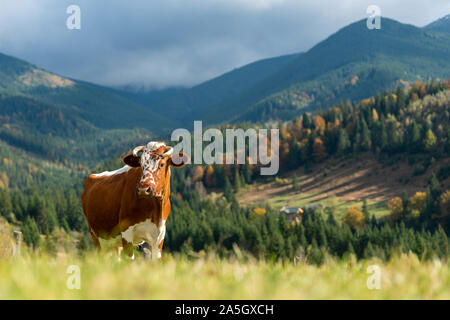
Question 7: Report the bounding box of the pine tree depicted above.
[231,197,240,214]
[346,241,356,256]
[362,199,370,220]
[396,87,406,115]
[27,194,49,233]
[11,191,26,221]
[364,241,375,259]
[243,163,252,184]
[421,187,434,226]
[66,189,85,231]
[43,231,57,257]
[337,128,351,154]
[327,211,337,226]
[233,167,241,191]
[302,113,311,129]
[360,118,371,151]
[421,175,441,229]
[435,226,449,257]
[386,119,401,151]
[239,171,246,188]
[373,118,387,151]
[292,174,300,191]
[22,217,40,249]
[223,176,233,201]
[386,94,395,115]
[446,129,450,155]
[430,173,441,200]
[0,189,13,219]
[77,233,92,255]
[318,224,328,248]
[401,190,411,218]
[407,121,421,153]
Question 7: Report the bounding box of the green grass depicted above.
[245,188,389,221]
[0,252,448,299]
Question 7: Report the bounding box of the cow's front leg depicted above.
[148,243,160,261]
[158,239,164,261]
[121,238,135,260]
[149,236,165,261]
[153,220,166,261]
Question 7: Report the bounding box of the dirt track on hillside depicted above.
[240,154,450,205]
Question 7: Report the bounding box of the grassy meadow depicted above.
[0,251,448,300]
[255,190,389,220]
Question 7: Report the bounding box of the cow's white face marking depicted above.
[121,219,166,260]
[93,165,131,177]
[139,141,167,196]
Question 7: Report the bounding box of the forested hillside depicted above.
[231,18,450,122]
[0,52,176,132]
[425,14,450,34]
[1,80,448,262]
[185,80,450,190]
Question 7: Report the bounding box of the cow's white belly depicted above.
[121,219,166,259]
[98,235,122,249]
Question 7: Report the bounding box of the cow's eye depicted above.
[160,163,165,168]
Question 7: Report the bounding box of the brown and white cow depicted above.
[81,141,188,260]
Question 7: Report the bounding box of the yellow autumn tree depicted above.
[204,165,216,187]
[386,197,403,224]
[410,192,426,217]
[419,85,427,98]
[344,206,365,230]
[293,118,303,131]
[372,109,379,122]
[280,126,291,141]
[280,142,290,165]
[191,166,205,183]
[0,172,9,189]
[313,115,326,135]
[312,137,327,162]
[387,197,403,215]
[423,129,437,151]
[251,208,267,216]
[440,190,450,218]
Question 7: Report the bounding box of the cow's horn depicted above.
[161,146,173,158]
[132,146,145,157]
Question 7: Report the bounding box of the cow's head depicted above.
[123,141,188,199]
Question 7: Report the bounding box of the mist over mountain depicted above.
[117,16,450,125]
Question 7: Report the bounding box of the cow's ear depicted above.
[169,152,189,168]
[123,151,141,167]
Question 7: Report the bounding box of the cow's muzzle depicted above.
[137,186,153,198]
[136,186,162,200]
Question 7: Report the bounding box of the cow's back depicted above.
[82,168,132,238]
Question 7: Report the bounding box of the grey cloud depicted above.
[0,0,449,89]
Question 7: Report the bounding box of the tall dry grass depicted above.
[0,217,16,259]
[0,250,448,299]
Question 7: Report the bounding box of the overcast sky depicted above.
[0,0,449,90]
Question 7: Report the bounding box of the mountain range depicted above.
[120,16,450,125]
[425,13,450,33]
[0,14,449,169]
